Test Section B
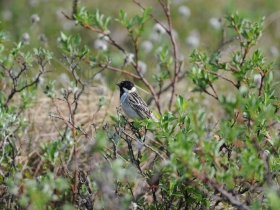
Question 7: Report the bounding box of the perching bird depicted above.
[117,80,159,122]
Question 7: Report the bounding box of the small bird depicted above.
[117,80,159,122]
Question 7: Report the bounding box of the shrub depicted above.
[0,0,279,209]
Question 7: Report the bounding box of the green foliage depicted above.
[0,29,70,208]
[0,1,280,209]
[74,8,111,33]
[6,172,68,209]
[59,32,89,56]
[40,140,61,166]
[116,7,152,35]
[44,80,57,98]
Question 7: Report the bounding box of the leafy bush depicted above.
[0,0,280,209]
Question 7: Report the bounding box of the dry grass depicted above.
[26,86,117,138]
[10,85,118,177]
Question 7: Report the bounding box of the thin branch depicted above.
[231,17,243,48]
[152,188,159,210]
[86,60,141,79]
[49,113,94,141]
[209,82,218,99]
[2,51,52,106]
[66,97,79,205]
[119,127,166,161]
[131,60,162,113]
[137,0,180,110]
[52,99,74,130]
[133,0,169,33]
[215,36,238,52]
[164,7,180,110]
[53,90,79,204]
[258,74,264,96]
[147,71,187,105]
[199,85,219,100]
[191,169,250,210]
[194,63,238,89]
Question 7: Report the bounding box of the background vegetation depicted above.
[0,0,280,209]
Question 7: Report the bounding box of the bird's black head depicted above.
[117,80,135,95]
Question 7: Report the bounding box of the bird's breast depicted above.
[120,93,142,119]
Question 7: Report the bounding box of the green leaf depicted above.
[142,7,152,23]
[175,95,188,112]
[60,32,68,41]
[73,34,81,46]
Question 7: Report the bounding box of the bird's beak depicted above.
[116,83,120,87]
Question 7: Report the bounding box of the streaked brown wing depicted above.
[127,92,152,119]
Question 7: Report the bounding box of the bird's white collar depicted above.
[123,86,136,93]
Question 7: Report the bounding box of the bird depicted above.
[117,80,159,122]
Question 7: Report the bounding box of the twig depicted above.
[152,188,159,210]
[133,0,181,110]
[205,69,238,88]
[52,99,74,130]
[191,169,250,210]
[164,6,180,110]
[215,36,238,52]
[119,127,166,160]
[199,85,218,100]
[49,113,94,141]
[0,133,11,164]
[66,98,78,205]
[209,82,218,99]
[147,71,187,105]
[86,61,141,79]
[52,97,78,204]
[2,63,49,107]
[103,124,117,160]
[133,0,169,32]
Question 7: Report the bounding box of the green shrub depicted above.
[0,1,279,209]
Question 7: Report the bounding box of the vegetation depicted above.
[0,0,280,209]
